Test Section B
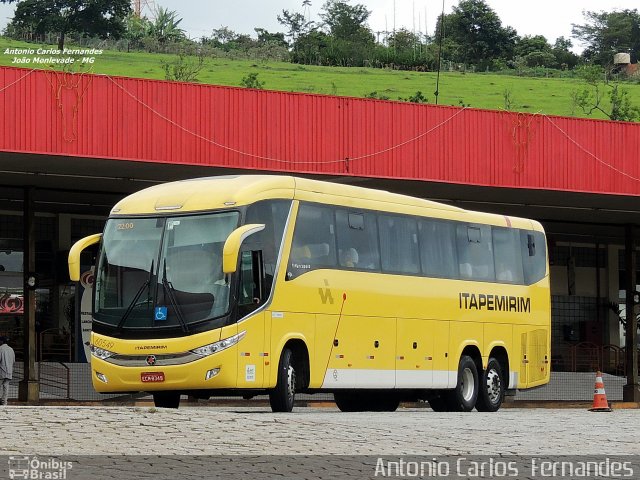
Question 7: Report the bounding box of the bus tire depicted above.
[369,393,400,412]
[428,395,451,412]
[334,391,361,412]
[449,355,479,412]
[269,347,296,412]
[153,391,180,409]
[476,357,505,412]
[335,391,399,412]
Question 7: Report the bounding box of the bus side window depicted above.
[336,210,380,270]
[456,224,495,281]
[418,219,458,279]
[288,204,337,279]
[379,214,420,274]
[492,227,524,284]
[244,200,290,285]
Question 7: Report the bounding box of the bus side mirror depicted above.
[222,224,265,274]
[68,233,102,281]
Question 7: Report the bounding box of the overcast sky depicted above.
[1,1,639,52]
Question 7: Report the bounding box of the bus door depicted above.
[236,250,266,388]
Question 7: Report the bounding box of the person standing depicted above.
[0,335,15,406]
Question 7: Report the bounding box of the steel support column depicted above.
[623,225,640,401]
[18,186,39,402]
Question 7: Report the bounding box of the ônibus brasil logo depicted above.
[8,456,72,480]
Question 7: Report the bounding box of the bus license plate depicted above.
[141,372,165,383]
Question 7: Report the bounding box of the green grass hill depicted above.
[2,36,639,120]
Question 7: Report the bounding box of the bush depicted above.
[240,72,265,89]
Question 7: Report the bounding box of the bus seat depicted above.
[340,247,359,268]
[292,243,330,264]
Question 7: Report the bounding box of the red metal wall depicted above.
[1,66,640,196]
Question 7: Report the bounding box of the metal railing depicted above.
[553,342,638,376]
[38,328,72,362]
[38,362,71,400]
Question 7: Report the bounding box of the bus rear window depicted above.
[521,231,547,284]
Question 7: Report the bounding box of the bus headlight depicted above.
[191,331,246,357]
[90,344,115,360]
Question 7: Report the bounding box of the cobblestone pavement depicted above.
[0,406,638,456]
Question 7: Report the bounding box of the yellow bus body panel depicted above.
[89,175,551,394]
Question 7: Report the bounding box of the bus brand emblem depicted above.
[146,355,157,366]
[332,369,338,381]
[318,279,334,305]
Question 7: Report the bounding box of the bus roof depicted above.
[110,175,540,231]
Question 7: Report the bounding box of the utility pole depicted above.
[434,0,445,105]
[131,0,156,19]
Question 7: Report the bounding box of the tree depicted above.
[148,6,185,45]
[161,53,205,82]
[514,35,557,68]
[124,13,151,50]
[320,0,370,40]
[571,66,640,121]
[572,9,640,67]
[291,29,329,64]
[318,0,375,66]
[277,9,313,44]
[386,28,429,68]
[551,36,580,70]
[3,0,131,51]
[207,27,255,52]
[435,0,516,70]
[254,28,287,48]
[515,35,551,57]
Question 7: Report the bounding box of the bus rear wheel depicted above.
[449,355,479,412]
[269,347,296,412]
[153,391,181,409]
[476,357,505,412]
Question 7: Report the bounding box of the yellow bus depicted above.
[69,175,550,412]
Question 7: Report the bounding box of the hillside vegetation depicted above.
[1,36,639,121]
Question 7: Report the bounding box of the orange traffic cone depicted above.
[589,371,612,412]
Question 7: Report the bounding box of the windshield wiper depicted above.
[162,259,189,333]
[117,260,154,331]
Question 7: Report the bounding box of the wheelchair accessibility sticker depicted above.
[154,306,168,321]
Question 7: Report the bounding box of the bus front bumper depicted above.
[90,348,238,392]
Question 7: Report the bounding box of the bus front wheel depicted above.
[476,357,505,412]
[269,347,296,412]
[153,391,181,409]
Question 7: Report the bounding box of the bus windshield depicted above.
[94,212,239,330]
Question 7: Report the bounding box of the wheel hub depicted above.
[486,369,502,403]
[286,365,296,400]
[461,367,475,402]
